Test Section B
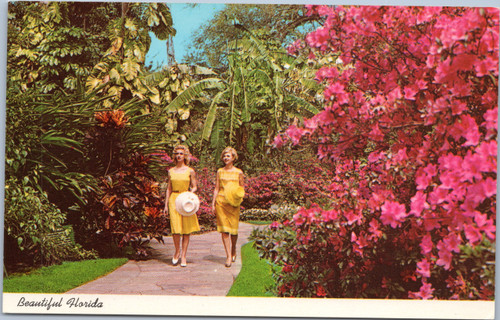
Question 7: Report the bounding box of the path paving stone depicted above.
[67,222,261,296]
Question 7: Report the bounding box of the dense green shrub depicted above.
[4,177,96,268]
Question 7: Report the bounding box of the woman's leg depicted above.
[172,234,181,263]
[230,234,238,261]
[180,234,190,266]
[221,233,232,267]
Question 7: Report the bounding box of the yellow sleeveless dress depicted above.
[168,168,200,235]
[215,168,243,235]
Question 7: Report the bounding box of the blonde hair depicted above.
[173,144,191,165]
[221,147,238,162]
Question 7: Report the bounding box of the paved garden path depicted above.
[67,222,260,296]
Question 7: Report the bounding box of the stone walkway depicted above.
[66,222,260,296]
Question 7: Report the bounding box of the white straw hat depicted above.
[175,191,200,216]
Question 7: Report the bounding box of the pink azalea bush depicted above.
[194,167,217,231]
[253,6,497,299]
[244,159,333,210]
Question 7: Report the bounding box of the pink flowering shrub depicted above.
[194,167,217,231]
[254,6,497,299]
[244,159,333,210]
[244,172,283,209]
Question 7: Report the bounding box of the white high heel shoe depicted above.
[172,257,179,266]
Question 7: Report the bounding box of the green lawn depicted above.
[246,220,272,225]
[227,241,276,297]
[3,258,128,293]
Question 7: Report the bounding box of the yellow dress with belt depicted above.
[168,168,200,235]
[215,168,243,235]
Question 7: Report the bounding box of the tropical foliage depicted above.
[164,24,321,163]
[5,1,177,267]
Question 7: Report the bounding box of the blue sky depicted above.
[145,3,225,69]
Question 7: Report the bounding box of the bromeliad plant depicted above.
[255,5,497,299]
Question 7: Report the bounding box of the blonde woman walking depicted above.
[164,145,200,267]
[211,147,245,268]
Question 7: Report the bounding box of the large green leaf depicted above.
[210,119,226,151]
[41,130,84,153]
[201,90,227,142]
[285,94,320,115]
[163,78,225,113]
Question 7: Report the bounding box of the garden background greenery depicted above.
[4,2,498,300]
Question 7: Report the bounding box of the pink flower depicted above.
[451,101,467,115]
[285,125,305,145]
[420,233,433,255]
[293,212,306,226]
[482,140,497,157]
[461,152,483,182]
[368,151,384,163]
[415,168,432,191]
[428,186,450,205]
[404,85,418,100]
[368,218,383,240]
[345,210,362,225]
[458,114,481,147]
[434,58,452,83]
[315,108,336,126]
[483,108,498,130]
[395,148,409,162]
[475,56,498,77]
[270,221,280,229]
[444,232,462,253]
[474,213,496,240]
[439,171,459,190]
[369,123,384,142]
[464,225,483,245]
[410,191,428,217]
[416,259,431,278]
[306,27,330,48]
[450,79,471,97]
[272,134,285,148]
[409,282,435,299]
[423,164,438,178]
[380,200,407,228]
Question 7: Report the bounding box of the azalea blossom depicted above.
[380,200,407,228]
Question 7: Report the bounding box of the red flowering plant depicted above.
[253,6,497,299]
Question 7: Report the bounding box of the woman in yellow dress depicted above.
[211,147,245,268]
[164,145,200,267]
